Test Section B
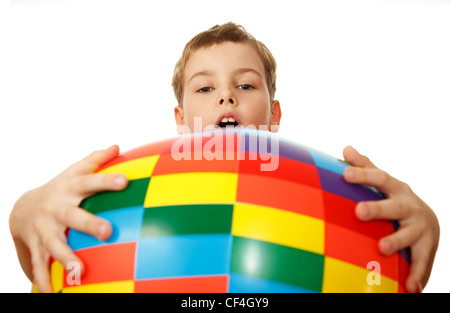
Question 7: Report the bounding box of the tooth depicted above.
[228,117,235,123]
[221,117,228,123]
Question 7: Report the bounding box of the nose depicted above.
[217,87,237,106]
[219,98,234,105]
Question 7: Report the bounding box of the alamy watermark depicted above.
[172,117,280,171]
[366,261,381,286]
[66,261,81,286]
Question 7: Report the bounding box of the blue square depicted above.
[135,234,232,279]
[307,147,349,175]
[229,273,317,293]
[68,206,144,251]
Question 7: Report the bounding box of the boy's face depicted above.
[175,41,281,133]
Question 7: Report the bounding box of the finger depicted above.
[378,224,421,256]
[68,145,120,175]
[30,246,52,293]
[69,173,128,199]
[56,205,113,241]
[406,245,431,293]
[355,199,412,222]
[42,233,85,277]
[343,146,377,169]
[344,166,405,195]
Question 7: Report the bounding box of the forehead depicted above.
[184,41,265,80]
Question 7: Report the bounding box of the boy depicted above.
[9,22,439,293]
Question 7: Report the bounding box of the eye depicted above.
[238,84,254,91]
[197,87,214,93]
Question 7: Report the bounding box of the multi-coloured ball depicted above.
[38,129,410,293]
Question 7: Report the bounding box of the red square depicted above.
[325,223,398,280]
[161,133,241,160]
[135,275,228,293]
[236,173,324,220]
[239,154,321,188]
[64,242,136,287]
[323,191,395,240]
[397,254,410,293]
[152,153,239,176]
[97,138,176,171]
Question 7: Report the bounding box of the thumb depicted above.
[68,145,121,175]
[343,145,378,169]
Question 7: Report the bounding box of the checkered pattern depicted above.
[42,129,410,293]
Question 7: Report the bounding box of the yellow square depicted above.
[31,283,39,293]
[62,280,134,293]
[98,155,159,180]
[50,261,64,292]
[322,257,398,293]
[144,172,238,207]
[232,203,324,255]
[31,261,65,293]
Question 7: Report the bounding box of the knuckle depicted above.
[42,235,56,251]
[395,200,408,218]
[409,224,423,242]
[74,174,101,198]
[48,182,65,196]
[398,180,413,194]
[87,150,102,163]
[75,175,90,192]
[362,154,371,164]
[407,200,425,220]
[378,170,391,185]
[88,149,105,164]
[96,173,110,186]
[78,174,107,197]
[60,207,77,225]
[30,247,48,269]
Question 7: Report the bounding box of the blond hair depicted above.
[172,22,277,106]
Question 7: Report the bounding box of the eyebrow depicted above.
[187,67,263,85]
[187,70,214,84]
[234,67,263,79]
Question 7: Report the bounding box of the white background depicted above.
[0,0,449,293]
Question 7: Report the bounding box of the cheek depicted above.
[183,97,217,129]
[241,95,271,126]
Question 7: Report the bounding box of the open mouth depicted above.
[217,117,240,128]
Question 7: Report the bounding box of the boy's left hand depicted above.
[342,146,439,293]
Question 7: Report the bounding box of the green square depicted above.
[141,204,233,237]
[80,177,150,214]
[231,236,324,292]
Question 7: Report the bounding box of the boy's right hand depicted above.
[9,145,128,293]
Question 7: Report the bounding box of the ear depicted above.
[269,100,282,133]
[174,106,186,134]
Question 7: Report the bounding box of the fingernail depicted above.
[114,175,126,187]
[381,238,393,255]
[345,167,356,180]
[96,223,107,237]
[357,203,371,220]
